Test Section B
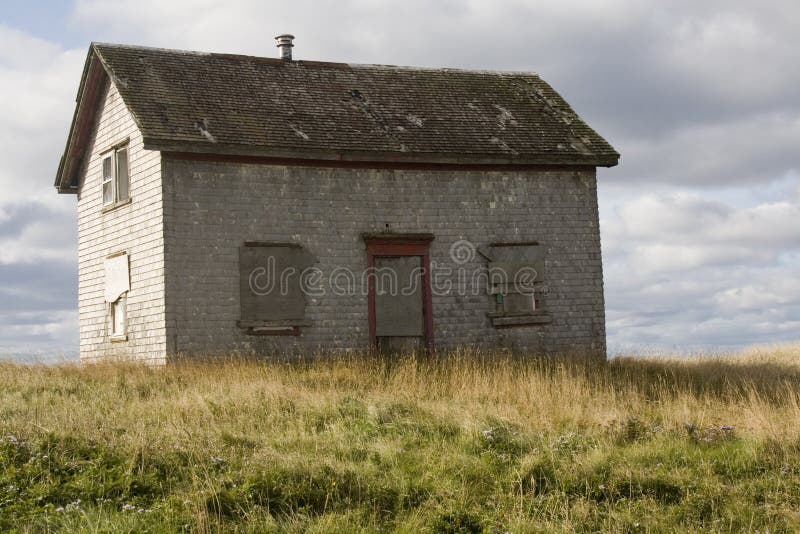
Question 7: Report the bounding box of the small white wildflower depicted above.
[598,484,606,490]
[61,500,83,513]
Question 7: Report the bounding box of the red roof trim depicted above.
[163,151,597,172]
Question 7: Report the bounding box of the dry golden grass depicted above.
[1,345,800,532]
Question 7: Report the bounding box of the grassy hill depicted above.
[1,346,800,532]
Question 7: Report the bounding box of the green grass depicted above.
[1,345,800,532]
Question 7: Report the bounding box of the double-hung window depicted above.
[102,145,129,206]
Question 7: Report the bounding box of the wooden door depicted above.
[374,255,425,352]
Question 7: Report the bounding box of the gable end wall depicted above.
[76,79,167,363]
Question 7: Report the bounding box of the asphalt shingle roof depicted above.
[92,43,618,166]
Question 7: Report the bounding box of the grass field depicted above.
[1,345,800,532]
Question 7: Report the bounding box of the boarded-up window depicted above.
[104,252,129,338]
[238,242,316,333]
[480,242,551,327]
[104,253,130,303]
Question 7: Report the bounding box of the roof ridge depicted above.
[346,62,540,77]
[91,42,540,76]
[92,42,212,57]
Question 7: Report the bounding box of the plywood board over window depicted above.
[238,242,317,335]
[104,253,130,303]
[479,242,551,328]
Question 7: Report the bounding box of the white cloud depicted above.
[606,191,800,272]
[602,182,800,352]
[712,281,800,312]
[0,217,76,265]
[613,113,800,186]
[0,309,79,361]
[665,10,793,105]
[0,27,81,359]
[0,26,84,208]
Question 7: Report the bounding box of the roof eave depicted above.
[54,44,110,194]
[146,138,619,168]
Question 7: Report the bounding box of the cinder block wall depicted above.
[76,81,167,364]
[162,158,605,357]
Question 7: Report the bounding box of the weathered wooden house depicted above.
[55,37,618,364]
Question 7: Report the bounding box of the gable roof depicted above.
[56,42,619,192]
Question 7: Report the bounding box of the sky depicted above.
[0,0,799,360]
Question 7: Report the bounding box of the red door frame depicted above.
[365,235,435,353]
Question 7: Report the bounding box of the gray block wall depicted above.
[162,158,606,357]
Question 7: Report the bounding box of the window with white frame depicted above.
[111,295,126,336]
[101,145,129,206]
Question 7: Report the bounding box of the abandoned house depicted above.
[55,37,619,364]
